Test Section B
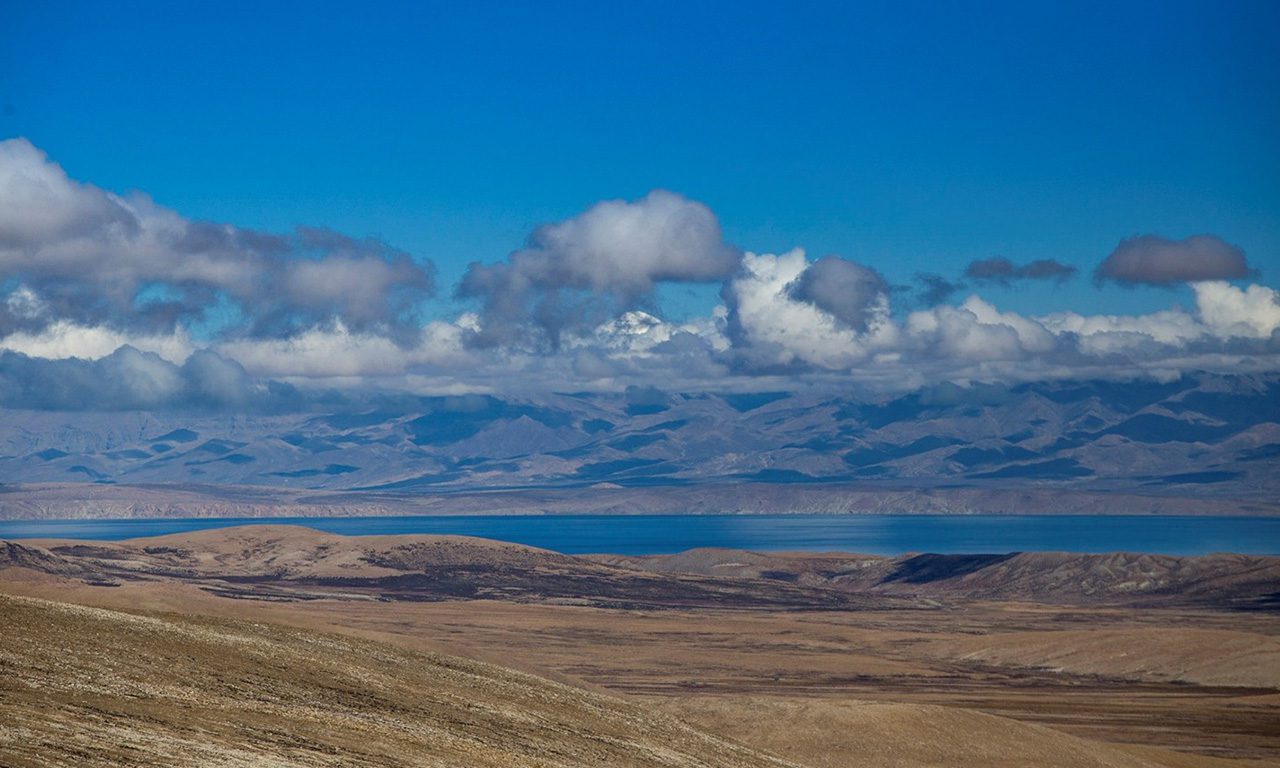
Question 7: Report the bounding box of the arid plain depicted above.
[3,526,1278,767]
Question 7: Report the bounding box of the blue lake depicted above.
[0,514,1277,556]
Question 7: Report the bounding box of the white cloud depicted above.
[0,138,435,339]
[723,250,897,370]
[1193,281,1280,338]
[1039,307,1205,347]
[0,320,193,363]
[905,300,1037,362]
[0,139,136,248]
[457,190,739,346]
[2,141,1279,401]
[216,320,471,379]
[904,295,1059,362]
[713,251,1280,385]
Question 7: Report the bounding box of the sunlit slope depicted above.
[0,594,796,768]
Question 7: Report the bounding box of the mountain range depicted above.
[1,372,1277,516]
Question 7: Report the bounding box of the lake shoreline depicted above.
[2,481,1278,521]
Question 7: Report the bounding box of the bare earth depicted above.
[0,593,792,768]
[2,525,1278,767]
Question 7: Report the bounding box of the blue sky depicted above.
[1,0,1280,405]
[4,0,1277,323]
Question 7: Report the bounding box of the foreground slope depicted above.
[0,593,794,768]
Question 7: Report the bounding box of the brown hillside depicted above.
[0,593,796,768]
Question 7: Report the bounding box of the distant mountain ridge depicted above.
[0,373,1276,511]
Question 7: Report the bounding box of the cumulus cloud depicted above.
[1193,281,1280,338]
[721,250,897,371]
[964,256,1077,285]
[1095,234,1254,286]
[215,319,473,379]
[904,296,1060,363]
[786,256,888,332]
[2,139,1280,404]
[1038,307,1206,353]
[457,190,740,347]
[713,250,1279,386]
[0,138,436,340]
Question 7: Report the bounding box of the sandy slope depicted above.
[0,593,795,768]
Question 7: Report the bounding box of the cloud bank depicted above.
[1,138,1278,410]
[0,346,299,411]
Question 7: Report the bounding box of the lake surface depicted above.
[0,514,1277,556]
